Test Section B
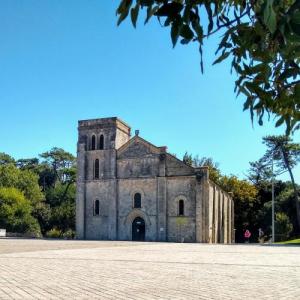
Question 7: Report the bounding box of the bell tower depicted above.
[76,117,131,239]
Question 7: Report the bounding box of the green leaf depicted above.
[180,38,190,45]
[155,2,183,18]
[191,20,203,40]
[243,96,253,110]
[140,0,153,6]
[171,20,181,48]
[199,44,204,74]
[295,83,300,98]
[145,5,158,24]
[290,22,300,36]
[130,4,139,28]
[292,11,300,24]
[213,52,230,65]
[116,0,133,26]
[263,0,276,34]
[275,117,285,127]
[278,68,299,81]
[205,3,213,34]
[180,24,194,40]
[239,85,251,98]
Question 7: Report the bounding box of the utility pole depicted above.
[271,154,275,243]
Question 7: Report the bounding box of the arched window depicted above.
[134,193,141,208]
[179,200,184,216]
[99,134,104,150]
[94,200,100,216]
[91,135,96,150]
[94,159,99,179]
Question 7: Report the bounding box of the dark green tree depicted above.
[117,0,300,133]
[0,152,15,165]
[39,148,76,234]
[182,151,193,166]
[262,135,300,230]
[40,147,76,186]
[16,158,39,172]
[247,158,273,186]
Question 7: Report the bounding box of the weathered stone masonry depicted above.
[76,117,234,243]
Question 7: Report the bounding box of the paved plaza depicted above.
[0,239,299,299]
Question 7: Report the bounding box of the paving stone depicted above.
[0,239,299,299]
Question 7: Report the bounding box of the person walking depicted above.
[258,228,264,243]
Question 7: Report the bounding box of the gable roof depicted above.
[117,136,194,170]
[117,135,165,159]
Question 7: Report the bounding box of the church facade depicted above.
[76,117,234,243]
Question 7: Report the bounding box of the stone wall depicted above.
[117,157,159,178]
[85,180,117,240]
[117,178,157,241]
[167,177,196,242]
[205,180,233,244]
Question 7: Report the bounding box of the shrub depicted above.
[62,229,75,239]
[275,212,293,242]
[45,228,62,238]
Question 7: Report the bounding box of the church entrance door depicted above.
[132,217,145,241]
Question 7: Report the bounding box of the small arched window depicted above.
[91,135,96,150]
[94,159,99,179]
[134,193,141,208]
[179,200,184,216]
[94,200,100,216]
[99,134,104,150]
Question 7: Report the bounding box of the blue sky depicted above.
[0,1,299,182]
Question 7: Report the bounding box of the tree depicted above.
[16,158,39,172]
[262,135,300,230]
[116,0,300,133]
[40,147,76,186]
[0,152,15,165]
[40,148,76,234]
[218,175,258,241]
[247,158,273,186]
[0,164,44,206]
[0,187,41,235]
[0,149,77,237]
[182,151,193,166]
[192,155,222,183]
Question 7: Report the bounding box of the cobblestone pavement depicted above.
[0,239,299,299]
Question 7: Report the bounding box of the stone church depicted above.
[76,117,234,243]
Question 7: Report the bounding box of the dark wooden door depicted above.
[132,217,145,241]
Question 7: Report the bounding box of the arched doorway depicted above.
[132,217,145,241]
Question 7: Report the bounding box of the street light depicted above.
[272,154,275,243]
[271,153,287,244]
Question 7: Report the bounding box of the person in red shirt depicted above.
[244,229,251,243]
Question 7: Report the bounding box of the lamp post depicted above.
[271,154,275,243]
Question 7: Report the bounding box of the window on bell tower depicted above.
[99,134,104,150]
[94,159,99,179]
[91,135,96,150]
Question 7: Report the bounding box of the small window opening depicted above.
[134,193,141,208]
[179,200,184,216]
[91,135,96,150]
[99,135,104,150]
[94,159,99,179]
[94,200,100,216]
